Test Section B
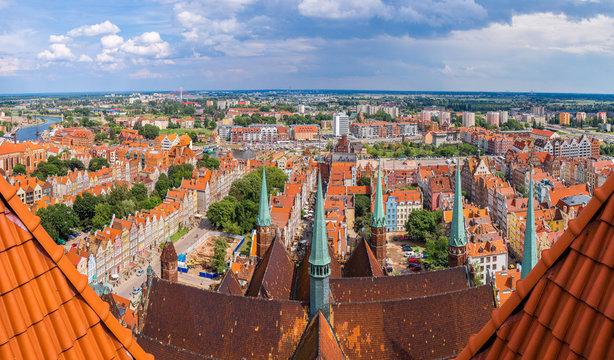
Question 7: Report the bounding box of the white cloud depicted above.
[399,0,486,25]
[0,57,22,75]
[298,0,392,19]
[101,34,124,49]
[37,43,75,61]
[120,32,170,58]
[67,20,120,37]
[78,54,93,62]
[49,35,71,43]
[129,68,163,79]
[441,64,452,74]
[96,49,120,63]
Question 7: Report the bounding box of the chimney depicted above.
[510,274,517,289]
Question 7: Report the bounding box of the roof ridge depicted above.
[0,175,152,360]
[456,171,614,359]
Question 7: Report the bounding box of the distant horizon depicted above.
[1,89,614,98]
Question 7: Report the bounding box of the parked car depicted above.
[408,257,421,264]
[409,263,422,271]
[132,287,142,294]
[386,267,393,273]
[136,269,144,277]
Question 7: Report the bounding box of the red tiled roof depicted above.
[0,176,151,359]
[457,173,614,359]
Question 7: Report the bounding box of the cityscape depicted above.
[0,1,613,360]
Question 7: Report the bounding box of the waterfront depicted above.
[15,116,60,142]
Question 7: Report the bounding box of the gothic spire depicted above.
[256,166,272,227]
[521,169,538,279]
[371,157,385,228]
[449,160,467,247]
[309,173,331,267]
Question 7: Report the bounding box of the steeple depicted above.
[371,158,385,228]
[309,173,331,319]
[256,166,272,227]
[521,169,538,279]
[449,160,467,248]
[448,159,468,268]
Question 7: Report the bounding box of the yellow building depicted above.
[507,209,563,260]
[559,112,571,125]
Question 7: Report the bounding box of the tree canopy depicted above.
[12,163,26,175]
[37,204,79,243]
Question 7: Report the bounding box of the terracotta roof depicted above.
[245,237,295,300]
[140,277,309,360]
[330,266,469,303]
[292,311,346,360]
[218,270,244,296]
[457,173,614,359]
[134,333,214,360]
[0,176,151,359]
[332,285,494,359]
[342,238,384,278]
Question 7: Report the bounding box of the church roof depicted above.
[245,236,295,299]
[134,334,214,360]
[292,311,346,360]
[0,175,151,359]
[218,270,244,296]
[457,172,614,359]
[330,266,469,303]
[332,285,494,359]
[294,246,342,302]
[140,277,309,360]
[342,238,384,278]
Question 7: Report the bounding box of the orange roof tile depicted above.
[0,176,152,359]
[457,172,614,359]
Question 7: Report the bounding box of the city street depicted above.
[115,219,214,299]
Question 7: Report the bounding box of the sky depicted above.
[0,0,613,94]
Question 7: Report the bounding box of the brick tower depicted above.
[370,158,386,267]
[448,160,467,267]
[161,237,178,282]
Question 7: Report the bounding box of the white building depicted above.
[462,112,475,127]
[333,112,349,137]
[421,110,432,121]
[499,111,509,124]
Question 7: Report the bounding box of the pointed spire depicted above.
[371,157,385,228]
[521,168,538,279]
[310,173,331,268]
[449,159,466,247]
[256,166,272,227]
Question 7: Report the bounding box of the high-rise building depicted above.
[297,104,305,114]
[531,106,545,116]
[597,111,607,123]
[462,112,475,127]
[486,111,500,127]
[421,110,432,121]
[333,112,349,137]
[576,112,586,122]
[558,112,571,125]
[439,111,451,126]
[499,111,508,124]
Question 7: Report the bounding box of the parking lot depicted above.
[386,238,427,274]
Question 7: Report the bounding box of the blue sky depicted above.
[0,0,613,93]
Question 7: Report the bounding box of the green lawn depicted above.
[159,128,212,137]
[160,226,190,249]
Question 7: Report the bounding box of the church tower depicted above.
[161,237,178,282]
[521,169,538,279]
[370,158,386,267]
[256,166,274,258]
[448,160,468,267]
[310,174,331,320]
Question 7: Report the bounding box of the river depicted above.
[15,116,61,142]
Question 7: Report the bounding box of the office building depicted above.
[333,112,350,137]
[462,112,475,127]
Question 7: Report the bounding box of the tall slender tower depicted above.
[310,174,331,320]
[370,158,387,266]
[521,169,538,279]
[255,166,274,258]
[448,160,468,267]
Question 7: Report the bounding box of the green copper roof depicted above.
[449,160,467,247]
[521,171,538,279]
[256,166,273,227]
[371,158,386,228]
[310,173,331,268]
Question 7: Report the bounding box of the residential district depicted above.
[0,91,612,359]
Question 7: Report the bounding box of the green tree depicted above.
[155,173,171,198]
[139,124,160,139]
[130,183,148,203]
[357,177,371,186]
[66,158,85,171]
[235,199,258,233]
[211,237,229,273]
[354,194,371,218]
[517,184,528,197]
[116,199,137,218]
[353,213,372,239]
[88,157,110,171]
[424,235,449,269]
[92,202,114,230]
[37,204,79,243]
[73,193,99,226]
[142,196,162,210]
[205,157,220,170]
[404,210,438,243]
[12,163,26,175]
[168,163,194,188]
[207,198,237,228]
